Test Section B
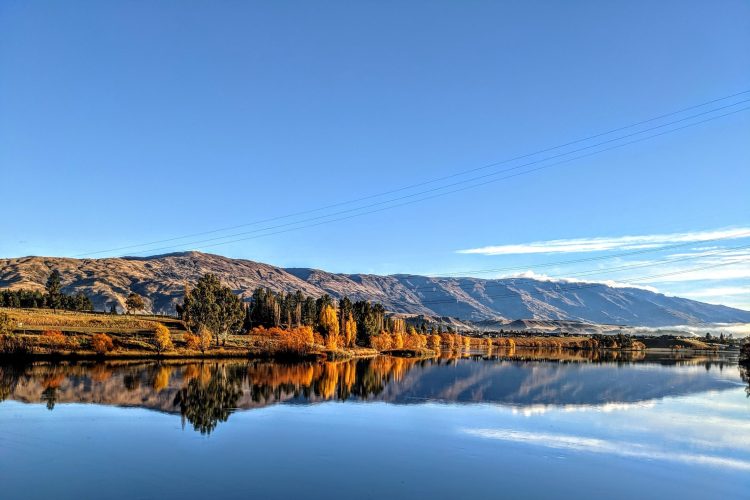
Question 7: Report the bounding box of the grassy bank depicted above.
[0,308,382,360]
[0,307,676,361]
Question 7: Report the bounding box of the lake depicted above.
[1,351,749,499]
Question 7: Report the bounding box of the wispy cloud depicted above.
[461,428,750,471]
[457,227,750,256]
[680,287,750,298]
[504,270,660,292]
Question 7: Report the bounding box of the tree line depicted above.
[0,270,93,312]
[176,273,460,349]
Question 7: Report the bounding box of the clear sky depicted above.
[1,1,749,309]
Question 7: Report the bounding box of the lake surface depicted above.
[1,351,749,499]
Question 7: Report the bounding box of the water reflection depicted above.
[0,350,745,434]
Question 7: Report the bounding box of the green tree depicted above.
[182,274,244,346]
[740,339,750,366]
[45,270,63,310]
[125,293,145,314]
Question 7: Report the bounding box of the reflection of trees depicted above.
[173,364,245,435]
[0,364,21,403]
[740,365,749,398]
[40,386,57,410]
[1,351,743,433]
[241,358,422,403]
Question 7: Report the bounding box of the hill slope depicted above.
[1,251,749,327]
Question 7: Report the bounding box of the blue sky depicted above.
[1,1,749,309]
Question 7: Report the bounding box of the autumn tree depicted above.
[91,333,114,354]
[185,326,213,354]
[428,334,441,351]
[343,312,357,348]
[154,324,173,353]
[318,304,340,348]
[126,293,145,314]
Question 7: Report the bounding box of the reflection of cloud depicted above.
[457,228,750,255]
[511,401,655,416]
[461,428,750,471]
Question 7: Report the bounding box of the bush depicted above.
[154,324,173,353]
[0,335,32,355]
[251,325,316,355]
[184,332,200,350]
[185,327,213,354]
[369,333,392,351]
[0,312,13,336]
[42,330,67,348]
[280,326,315,355]
[91,333,114,354]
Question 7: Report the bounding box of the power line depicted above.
[392,241,750,295]
[74,89,750,257]
[403,230,750,279]
[118,103,750,257]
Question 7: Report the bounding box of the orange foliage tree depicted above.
[42,329,67,348]
[91,333,114,354]
[343,313,357,348]
[428,334,441,351]
[318,304,340,348]
[154,324,173,353]
[392,332,404,349]
[370,332,392,351]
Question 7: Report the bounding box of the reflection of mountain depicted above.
[0,354,742,433]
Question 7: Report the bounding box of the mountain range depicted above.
[1,251,749,328]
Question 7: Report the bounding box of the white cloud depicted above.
[461,428,750,471]
[502,270,660,292]
[681,287,750,298]
[457,227,750,256]
[639,263,750,283]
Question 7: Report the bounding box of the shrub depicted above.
[280,326,315,355]
[251,325,316,355]
[154,324,173,353]
[196,326,213,354]
[184,332,200,350]
[369,333,392,351]
[0,312,13,336]
[495,337,516,350]
[42,330,67,348]
[325,333,342,350]
[0,335,32,355]
[91,333,114,354]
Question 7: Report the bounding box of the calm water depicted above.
[1,351,749,499]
